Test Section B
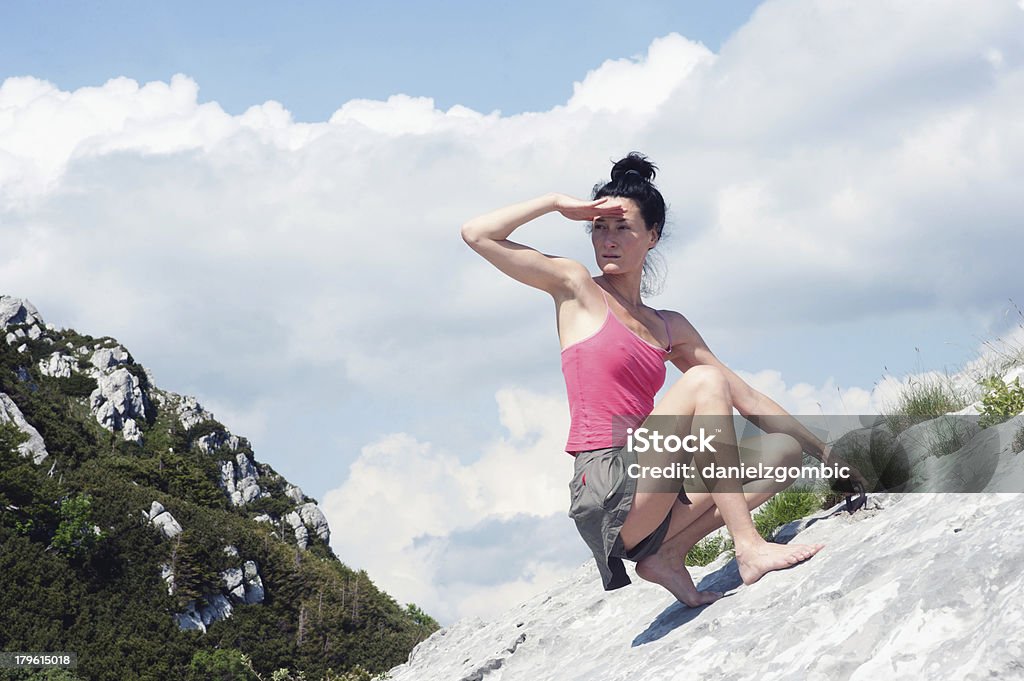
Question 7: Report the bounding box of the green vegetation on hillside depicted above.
[0,324,437,681]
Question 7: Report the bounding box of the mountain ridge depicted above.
[0,294,437,680]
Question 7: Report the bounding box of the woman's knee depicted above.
[677,365,732,399]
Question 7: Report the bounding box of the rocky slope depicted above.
[0,294,435,679]
[386,413,1024,681]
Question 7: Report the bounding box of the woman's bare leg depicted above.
[635,434,807,603]
[620,367,824,598]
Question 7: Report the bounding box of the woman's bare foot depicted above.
[734,539,824,585]
[636,552,723,607]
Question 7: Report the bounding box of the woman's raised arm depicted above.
[460,193,623,296]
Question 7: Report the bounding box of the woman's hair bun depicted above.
[610,152,657,183]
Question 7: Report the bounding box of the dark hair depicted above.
[591,152,667,239]
[590,152,669,296]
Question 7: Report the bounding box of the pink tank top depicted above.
[561,289,672,452]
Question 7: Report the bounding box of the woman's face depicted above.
[591,197,658,275]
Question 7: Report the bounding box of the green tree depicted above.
[50,493,103,559]
[187,648,258,681]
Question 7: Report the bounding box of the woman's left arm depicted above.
[665,311,828,461]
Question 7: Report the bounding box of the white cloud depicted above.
[328,94,496,135]
[567,33,713,115]
[738,368,877,416]
[321,388,576,622]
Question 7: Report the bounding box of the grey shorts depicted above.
[568,445,691,591]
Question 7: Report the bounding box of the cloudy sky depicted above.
[2,0,1023,624]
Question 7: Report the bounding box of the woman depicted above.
[461,153,855,606]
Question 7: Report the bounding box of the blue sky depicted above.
[3,0,1023,624]
[2,0,761,120]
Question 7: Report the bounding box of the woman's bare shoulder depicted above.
[657,309,700,335]
[657,309,712,363]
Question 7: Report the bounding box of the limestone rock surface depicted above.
[89,367,148,439]
[298,502,331,544]
[387,416,1024,681]
[0,296,44,329]
[144,501,183,539]
[219,453,263,506]
[38,352,79,378]
[0,392,49,463]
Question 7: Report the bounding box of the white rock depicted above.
[242,560,265,604]
[284,484,305,504]
[151,510,183,539]
[90,346,130,371]
[5,332,16,345]
[1002,366,1024,385]
[0,393,49,463]
[17,344,26,353]
[89,367,147,431]
[219,454,262,506]
[145,501,165,520]
[298,502,331,544]
[160,563,175,596]
[283,511,309,550]
[176,395,212,430]
[27,324,41,340]
[223,545,239,557]
[253,514,272,523]
[196,430,235,454]
[222,567,246,602]
[220,560,265,605]
[175,603,205,633]
[387,415,1024,681]
[200,594,233,626]
[122,418,142,443]
[0,296,44,329]
[39,352,80,378]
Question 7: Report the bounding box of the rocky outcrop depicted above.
[172,555,267,633]
[174,394,213,431]
[219,453,263,506]
[284,483,305,505]
[175,594,234,634]
[387,415,1024,681]
[144,501,183,539]
[278,501,331,550]
[88,346,130,372]
[2,297,47,351]
[38,351,80,378]
[222,560,265,605]
[90,367,148,442]
[298,502,331,544]
[0,392,49,463]
[283,511,310,549]
[2,297,151,447]
[0,296,44,331]
[196,429,240,455]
